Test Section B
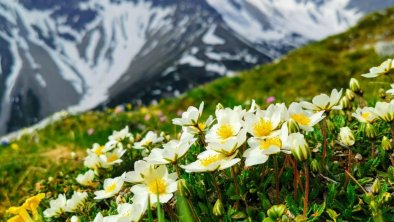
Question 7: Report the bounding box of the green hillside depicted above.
[1,7,394,221]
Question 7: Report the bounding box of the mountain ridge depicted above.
[0,0,393,135]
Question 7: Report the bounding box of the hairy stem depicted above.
[321,118,328,165]
[274,156,280,203]
[345,170,368,194]
[292,157,298,199]
[303,162,309,217]
[210,172,223,202]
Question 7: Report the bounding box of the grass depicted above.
[1,7,394,221]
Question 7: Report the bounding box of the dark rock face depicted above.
[0,0,393,135]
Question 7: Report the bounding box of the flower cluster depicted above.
[8,58,394,221]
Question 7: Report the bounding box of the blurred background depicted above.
[1,0,394,136]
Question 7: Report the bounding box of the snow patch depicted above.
[35,73,47,87]
[202,25,225,45]
[206,63,227,75]
[179,55,204,67]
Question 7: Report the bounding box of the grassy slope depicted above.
[1,7,394,217]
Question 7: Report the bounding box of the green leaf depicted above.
[157,192,165,222]
[147,196,153,222]
[326,209,339,222]
[285,195,300,216]
[346,184,356,205]
[176,192,198,222]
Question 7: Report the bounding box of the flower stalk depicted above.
[303,161,309,217]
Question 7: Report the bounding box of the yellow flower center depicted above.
[94,146,105,155]
[148,178,167,195]
[197,122,206,131]
[259,137,282,150]
[200,154,223,166]
[291,114,311,126]
[253,119,273,137]
[362,112,370,120]
[107,153,119,163]
[217,124,234,140]
[105,183,117,193]
[144,140,152,146]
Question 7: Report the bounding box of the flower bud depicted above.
[349,78,361,93]
[287,133,310,162]
[339,127,355,146]
[310,159,321,173]
[340,96,351,110]
[287,119,300,133]
[371,179,381,194]
[71,216,81,222]
[355,153,363,161]
[345,89,356,101]
[381,136,392,151]
[267,204,286,219]
[213,199,225,216]
[216,103,224,110]
[379,88,386,99]
[365,123,377,139]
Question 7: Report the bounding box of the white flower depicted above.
[288,102,325,131]
[372,100,394,122]
[144,132,196,164]
[362,59,393,78]
[92,212,104,222]
[300,89,342,112]
[387,84,394,96]
[206,107,245,143]
[352,107,377,123]
[182,115,214,135]
[43,194,67,218]
[134,131,164,149]
[109,126,132,142]
[66,192,88,212]
[88,143,106,156]
[172,102,204,126]
[130,165,178,206]
[243,124,289,166]
[181,149,240,172]
[84,154,101,170]
[285,133,310,162]
[247,100,260,113]
[206,129,247,156]
[76,170,95,186]
[71,216,80,222]
[244,108,281,138]
[99,147,126,168]
[339,127,355,147]
[101,203,144,222]
[265,103,289,122]
[94,176,124,199]
[123,160,154,183]
[243,125,290,167]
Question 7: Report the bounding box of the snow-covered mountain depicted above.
[0,0,393,135]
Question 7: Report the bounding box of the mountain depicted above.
[0,0,393,135]
[1,6,394,215]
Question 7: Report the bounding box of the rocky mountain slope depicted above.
[0,0,393,135]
